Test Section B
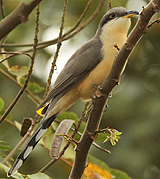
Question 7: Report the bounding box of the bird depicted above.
[8,7,139,176]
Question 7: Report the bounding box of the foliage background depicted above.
[0,0,160,178]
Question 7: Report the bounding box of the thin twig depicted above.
[0,51,31,63]
[0,68,41,105]
[148,17,160,28]
[0,0,93,49]
[1,0,105,54]
[34,0,106,52]
[44,0,68,95]
[61,0,93,37]
[108,0,112,10]
[0,4,40,125]
[38,102,90,173]
[0,54,33,125]
[0,0,5,18]
[0,50,41,104]
[1,5,41,163]
[36,0,106,51]
[1,117,35,164]
[92,142,111,153]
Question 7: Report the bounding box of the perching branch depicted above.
[44,0,105,95]
[69,0,160,178]
[38,102,90,173]
[0,0,42,41]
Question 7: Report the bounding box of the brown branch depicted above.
[44,0,68,96]
[0,0,93,49]
[0,0,5,19]
[148,17,160,28]
[0,67,41,105]
[0,0,105,52]
[0,54,33,125]
[69,0,160,178]
[1,117,35,164]
[0,0,42,41]
[0,4,40,125]
[38,102,90,173]
[0,51,31,63]
[1,6,41,166]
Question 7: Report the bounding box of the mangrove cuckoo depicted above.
[8,7,139,176]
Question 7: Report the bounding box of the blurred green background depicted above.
[0,0,160,178]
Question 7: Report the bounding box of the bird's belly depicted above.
[78,59,113,101]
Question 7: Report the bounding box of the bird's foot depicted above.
[93,84,104,98]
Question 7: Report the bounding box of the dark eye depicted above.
[109,13,117,18]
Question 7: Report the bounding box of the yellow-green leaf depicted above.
[17,76,25,85]
[9,66,29,76]
[27,82,45,93]
[27,173,52,179]
[0,141,12,151]
[17,76,45,93]
[0,109,12,120]
[110,168,131,179]
[57,112,78,122]
[0,97,4,112]
[0,163,24,179]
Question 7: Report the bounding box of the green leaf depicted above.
[110,168,131,179]
[88,155,110,171]
[9,66,29,76]
[27,173,52,179]
[0,109,12,120]
[0,152,7,158]
[22,0,34,3]
[17,76,45,93]
[17,76,25,85]
[27,82,45,93]
[88,155,131,179]
[0,163,24,179]
[42,133,54,150]
[57,112,78,122]
[73,121,86,142]
[61,140,75,161]
[77,121,86,134]
[0,164,51,179]
[94,132,109,142]
[57,112,83,141]
[0,97,4,112]
[1,57,10,69]
[0,144,12,151]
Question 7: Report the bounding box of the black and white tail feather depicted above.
[7,114,57,177]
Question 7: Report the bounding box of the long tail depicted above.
[8,114,57,177]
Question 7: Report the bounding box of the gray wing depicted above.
[37,37,102,110]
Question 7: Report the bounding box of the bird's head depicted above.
[97,7,139,37]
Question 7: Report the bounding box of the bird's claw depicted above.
[93,84,103,98]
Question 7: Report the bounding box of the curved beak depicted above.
[123,10,139,18]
